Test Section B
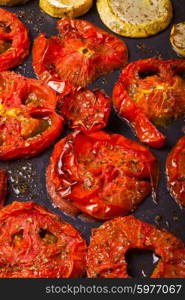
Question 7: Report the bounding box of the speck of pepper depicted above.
[154,215,163,227]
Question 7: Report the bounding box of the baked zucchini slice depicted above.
[97,0,173,38]
[40,0,93,18]
[0,0,29,5]
[170,22,185,57]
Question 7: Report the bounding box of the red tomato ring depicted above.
[58,88,112,134]
[46,131,158,220]
[87,216,185,278]
[0,8,30,71]
[32,19,128,88]
[166,136,185,207]
[0,168,7,207]
[113,58,185,148]
[0,71,64,160]
[0,201,87,278]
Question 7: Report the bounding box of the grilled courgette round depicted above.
[97,0,173,38]
[170,22,185,57]
[40,0,93,18]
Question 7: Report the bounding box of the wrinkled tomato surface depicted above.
[0,169,7,207]
[0,201,87,278]
[32,19,128,91]
[166,136,185,207]
[113,58,185,148]
[0,8,30,71]
[46,131,158,220]
[87,216,185,278]
[0,71,63,160]
[58,88,111,133]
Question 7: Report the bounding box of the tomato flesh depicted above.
[46,131,158,220]
[87,216,185,278]
[0,201,87,278]
[166,136,185,207]
[0,8,30,71]
[113,58,185,148]
[0,71,63,160]
[33,19,128,89]
[59,88,111,133]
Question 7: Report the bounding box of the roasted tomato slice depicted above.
[0,71,63,160]
[0,169,7,207]
[0,201,87,278]
[32,19,128,88]
[58,88,111,133]
[166,136,185,207]
[46,131,158,220]
[113,58,185,148]
[87,216,185,278]
[0,8,30,71]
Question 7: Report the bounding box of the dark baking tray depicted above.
[0,0,185,278]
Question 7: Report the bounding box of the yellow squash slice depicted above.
[40,0,93,18]
[170,22,185,57]
[97,0,173,38]
[0,0,29,5]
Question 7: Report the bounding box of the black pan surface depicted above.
[0,0,185,278]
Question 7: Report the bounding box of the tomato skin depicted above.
[32,19,128,88]
[166,136,185,207]
[0,169,7,207]
[0,71,64,160]
[113,58,185,148]
[0,201,87,278]
[166,59,185,75]
[87,216,185,278]
[58,88,112,134]
[0,9,30,71]
[46,131,158,220]
[113,80,166,148]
